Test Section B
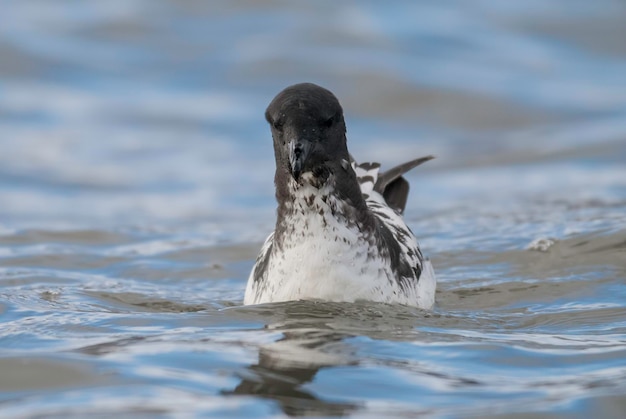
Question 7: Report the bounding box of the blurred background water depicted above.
[1,0,626,417]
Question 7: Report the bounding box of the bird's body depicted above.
[244,83,436,309]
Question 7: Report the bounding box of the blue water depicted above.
[1,1,626,417]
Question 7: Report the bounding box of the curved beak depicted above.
[289,138,311,180]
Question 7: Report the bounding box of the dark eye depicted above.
[272,120,283,130]
[323,114,336,128]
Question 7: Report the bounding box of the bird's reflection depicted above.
[226,302,370,416]
[226,300,427,416]
[230,331,358,416]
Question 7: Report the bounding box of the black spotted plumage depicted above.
[244,83,437,308]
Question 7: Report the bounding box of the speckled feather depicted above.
[244,159,436,309]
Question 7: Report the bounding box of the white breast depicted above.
[249,183,381,302]
[244,165,436,309]
[244,180,436,308]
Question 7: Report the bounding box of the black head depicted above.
[265,83,349,185]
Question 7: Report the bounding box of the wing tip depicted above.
[375,154,435,193]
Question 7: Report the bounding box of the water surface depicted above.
[1,1,626,417]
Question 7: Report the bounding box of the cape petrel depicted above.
[244,83,436,309]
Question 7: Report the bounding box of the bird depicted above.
[243,83,436,309]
